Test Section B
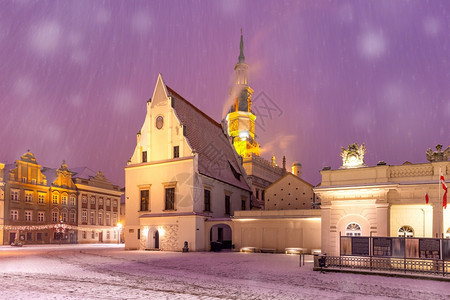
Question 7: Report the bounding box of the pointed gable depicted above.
[150,73,170,107]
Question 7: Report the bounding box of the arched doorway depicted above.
[154,230,159,249]
[146,228,160,249]
[210,224,232,251]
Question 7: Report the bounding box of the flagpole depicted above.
[439,167,441,237]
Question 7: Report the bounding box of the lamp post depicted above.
[116,222,122,244]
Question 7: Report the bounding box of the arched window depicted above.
[346,223,361,236]
[398,225,414,237]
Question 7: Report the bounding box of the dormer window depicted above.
[173,146,179,158]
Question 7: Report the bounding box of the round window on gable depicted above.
[156,115,164,129]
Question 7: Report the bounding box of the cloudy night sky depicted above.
[1,0,449,186]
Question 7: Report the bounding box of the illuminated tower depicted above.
[226,30,260,157]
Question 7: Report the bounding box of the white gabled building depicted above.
[125,74,252,251]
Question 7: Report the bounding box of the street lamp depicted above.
[116,222,122,244]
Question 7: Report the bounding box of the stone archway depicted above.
[146,227,160,250]
[210,224,232,251]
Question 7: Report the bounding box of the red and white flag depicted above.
[425,192,430,204]
[441,173,448,209]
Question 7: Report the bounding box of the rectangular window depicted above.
[256,189,259,199]
[106,199,111,207]
[38,193,45,204]
[10,210,18,220]
[82,231,86,239]
[140,190,149,211]
[25,211,32,221]
[25,192,33,202]
[61,195,68,205]
[225,195,231,215]
[262,190,265,201]
[90,212,95,225]
[241,198,246,210]
[204,189,211,212]
[62,212,67,222]
[27,232,32,241]
[52,194,58,204]
[106,213,110,226]
[52,211,58,222]
[38,212,45,222]
[32,179,36,184]
[142,151,147,163]
[165,188,175,210]
[98,212,103,225]
[113,200,118,207]
[22,177,27,183]
[37,233,42,241]
[82,210,87,222]
[70,212,75,223]
[82,196,87,203]
[11,190,19,201]
[137,229,140,240]
[70,196,75,206]
[173,146,179,158]
[91,231,95,239]
[91,197,96,205]
[106,231,110,239]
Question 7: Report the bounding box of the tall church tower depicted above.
[226,31,260,157]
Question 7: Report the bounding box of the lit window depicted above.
[38,212,45,222]
[90,212,95,225]
[398,225,414,237]
[90,197,96,205]
[10,210,18,220]
[106,231,110,239]
[11,190,19,201]
[52,210,59,222]
[62,211,67,222]
[140,190,149,211]
[346,223,362,236]
[165,188,175,210]
[25,211,32,221]
[52,193,58,204]
[22,177,27,183]
[82,210,87,222]
[82,196,87,203]
[98,212,103,225]
[25,192,33,202]
[61,195,68,205]
[38,193,46,204]
[446,228,450,239]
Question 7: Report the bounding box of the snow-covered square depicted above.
[0,245,449,299]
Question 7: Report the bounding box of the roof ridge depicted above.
[166,85,222,129]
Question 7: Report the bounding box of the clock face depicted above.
[156,116,164,129]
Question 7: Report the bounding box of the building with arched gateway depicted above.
[314,144,449,256]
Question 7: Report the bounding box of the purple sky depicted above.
[1,0,449,187]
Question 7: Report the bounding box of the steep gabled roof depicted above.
[166,86,251,192]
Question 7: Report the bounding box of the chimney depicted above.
[292,162,302,178]
[282,156,286,170]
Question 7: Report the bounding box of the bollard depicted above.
[182,241,189,252]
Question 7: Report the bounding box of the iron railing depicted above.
[324,255,450,277]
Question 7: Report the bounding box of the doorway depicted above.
[99,231,103,243]
[154,230,159,249]
[9,232,16,244]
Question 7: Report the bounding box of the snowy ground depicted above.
[0,245,449,299]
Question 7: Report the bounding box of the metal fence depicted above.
[324,255,450,277]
